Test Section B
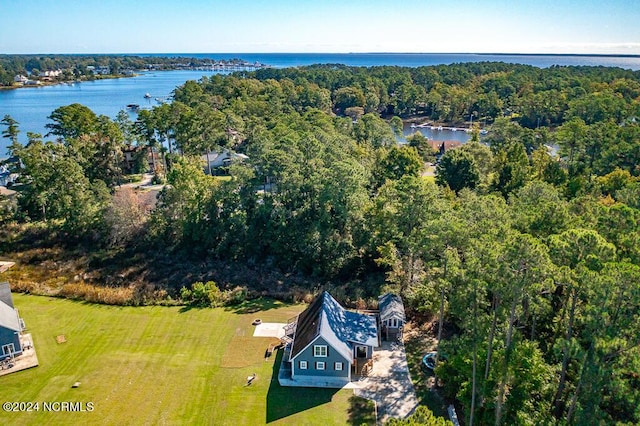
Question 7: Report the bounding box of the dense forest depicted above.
[1,62,639,425]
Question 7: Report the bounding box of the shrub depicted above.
[224,286,248,305]
[386,406,453,425]
[181,281,249,307]
[180,281,221,307]
[151,173,165,185]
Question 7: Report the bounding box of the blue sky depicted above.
[1,0,639,54]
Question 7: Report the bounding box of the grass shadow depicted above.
[178,297,287,314]
[266,349,338,423]
[177,303,212,313]
[347,394,377,425]
[226,297,286,315]
[178,304,194,313]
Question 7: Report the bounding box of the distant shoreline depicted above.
[0,74,135,91]
[7,52,639,58]
[0,55,269,90]
[345,52,640,58]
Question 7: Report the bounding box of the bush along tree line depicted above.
[1,62,640,425]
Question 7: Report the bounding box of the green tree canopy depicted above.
[436,148,480,192]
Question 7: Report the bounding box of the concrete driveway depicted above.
[354,341,419,423]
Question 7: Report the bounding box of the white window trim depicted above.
[316,361,326,370]
[2,343,15,355]
[299,360,308,370]
[335,362,343,371]
[313,345,328,358]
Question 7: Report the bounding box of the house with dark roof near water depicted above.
[279,291,379,388]
[379,293,406,341]
[427,140,463,160]
[0,282,23,360]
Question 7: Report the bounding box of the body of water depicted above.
[2,53,639,154]
[0,70,225,152]
[156,52,640,70]
[401,122,477,144]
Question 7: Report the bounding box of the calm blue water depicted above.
[1,53,639,154]
[401,123,476,144]
[155,52,640,70]
[0,70,227,153]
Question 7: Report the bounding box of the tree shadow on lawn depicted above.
[347,395,376,425]
[177,297,285,314]
[266,349,338,423]
[226,297,286,315]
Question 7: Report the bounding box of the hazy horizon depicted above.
[2,0,638,56]
[4,52,640,57]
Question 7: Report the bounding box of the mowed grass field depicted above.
[2,294,374,425]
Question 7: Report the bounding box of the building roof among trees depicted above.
[379,293,405,322]
[290,291,378,361]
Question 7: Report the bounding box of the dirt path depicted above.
[119,172,153,189]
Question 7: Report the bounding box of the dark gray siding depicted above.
[292,336,350,379]
[0,326,21,360]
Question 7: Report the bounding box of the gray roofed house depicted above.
[280,291,378,388]
[0,281,14,308]
[0,282,22,360]
[379,293,406,341]
[201,150,249,175]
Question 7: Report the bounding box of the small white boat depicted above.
[144,93,152,99]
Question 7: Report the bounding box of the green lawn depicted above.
[2,295,374,425]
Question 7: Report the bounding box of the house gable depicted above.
[379,293,405,325]
[291,335,350,379]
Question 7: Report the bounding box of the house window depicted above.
[356,346,367,358]
[299,361,308,370]
[316,361,325,370]
[335,362,343,371]
[314,345,328,357]
[2,343,15,356]
[389,318,399,328]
